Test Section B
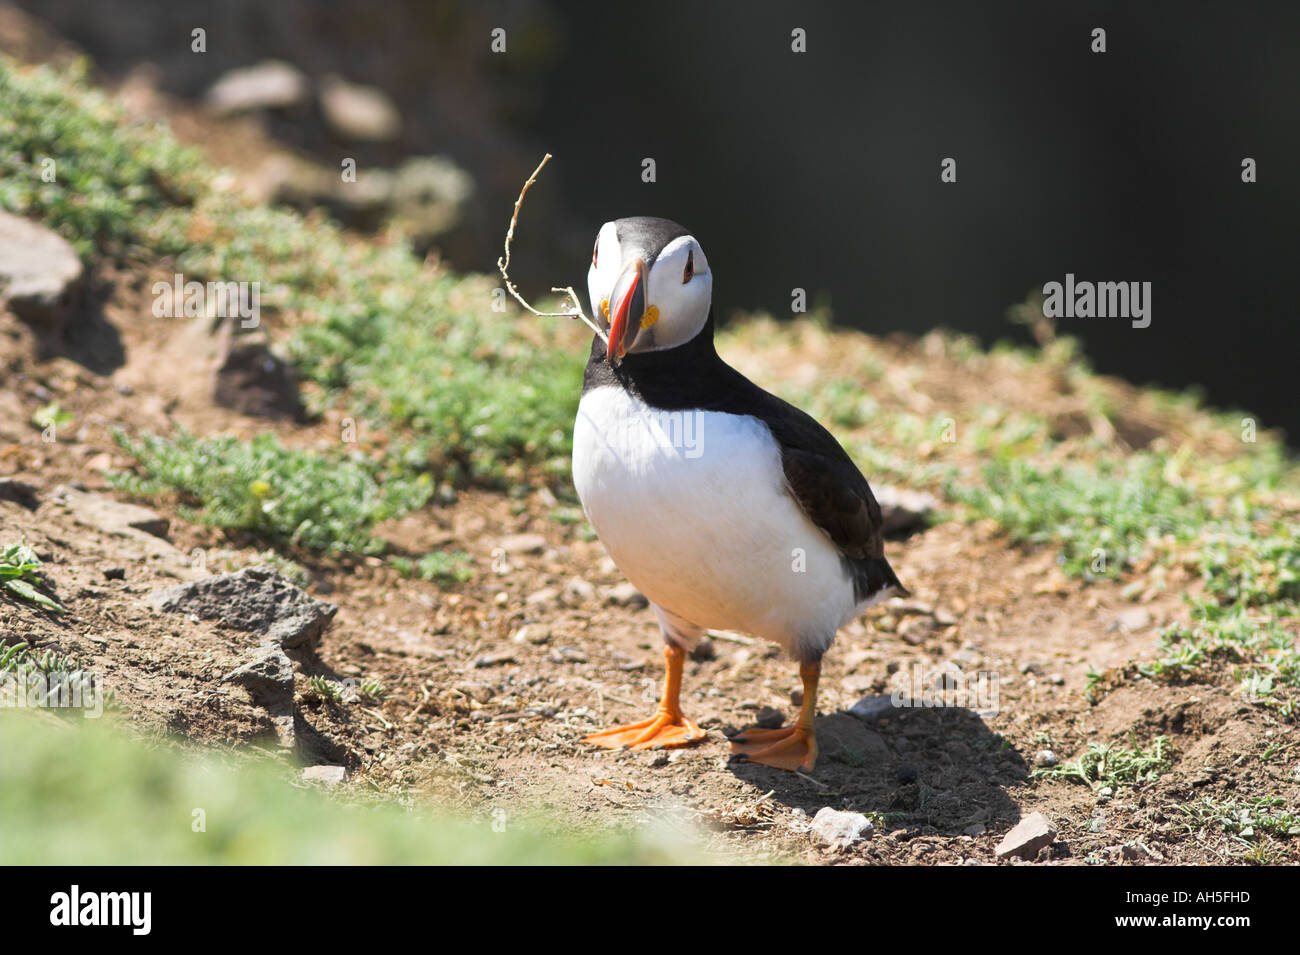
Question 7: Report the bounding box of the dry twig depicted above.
[497,153,608,344]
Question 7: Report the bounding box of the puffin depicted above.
[572,217,908,773]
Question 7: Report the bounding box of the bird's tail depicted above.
[852,556,910,604]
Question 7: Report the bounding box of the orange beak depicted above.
[606,257,648,365]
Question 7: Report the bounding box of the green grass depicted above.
[390,550,476,585]
[0,59,206,258]
[947,453,1208,579]
[1034,734,1172,789]
[110,429,433,555]
[0,712,705,864]
[0,542,66,614]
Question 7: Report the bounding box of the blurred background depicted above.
[7,0,1298,437]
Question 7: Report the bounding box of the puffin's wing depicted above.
[749,390,909,601]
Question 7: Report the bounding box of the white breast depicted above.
[572,385,861,658]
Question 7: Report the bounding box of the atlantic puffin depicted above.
[573,217,908,773]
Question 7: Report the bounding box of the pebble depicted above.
[994,812,1057,861]
[811,807,873,849]
[1034,749,1059,768]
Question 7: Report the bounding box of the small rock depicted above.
[606,582,648,608]
[500,533,547,555]
[896,764,918,783]
[474,651,516,668]
[962,823,986,837]
[205,60,309,115]
[0,211,84,330]
[149,566,336,652]
[563,576,596,602]
[1034,749,1059,768]
[811,807,873,849]
[994,812,1057,861]
[301,764,348,786]
[454,682,495,702]
[549,646,588,664]
[524,587,558,605]
[55,485,170,539]
[102,566,126,581]
[754,706,784,729]
[1113,607,1153,633]
[899,617,934,646]
[319,74,401,141]
[849,694,898,722]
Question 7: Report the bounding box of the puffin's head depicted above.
[587,216,712,365]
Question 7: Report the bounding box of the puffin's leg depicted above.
[583,643,707,751]
[729,660,821,772]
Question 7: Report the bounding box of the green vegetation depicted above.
[390,549,475,585]
[1035,734,1172,789]
[0,713,702,864]
[2,55,581,563]
[0,542,66,614]
[110,429,431,555]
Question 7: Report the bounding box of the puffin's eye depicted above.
[592,237,599,268]
[682,248,694,284]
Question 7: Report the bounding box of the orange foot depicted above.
[584,710,707,751]
[729,724,819,773]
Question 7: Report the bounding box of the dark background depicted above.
[17,0,1300,438]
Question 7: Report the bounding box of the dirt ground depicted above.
[2,268,1293,865]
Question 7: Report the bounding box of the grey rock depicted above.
[811,807,873,849]
[301,764,348,785]
[473,651,516,668]
[0,212,84,329]
[606,582,648,608]
[994,812,1057,860]
[54,485,170,539]
[500,533,547,555]
[849,694,899,722]
[754,706,785,729]
[1034,749,1059,768]
[319,74,401,141]
[222,645,294,706]
[962,822,987,837]
[205,60,308,115]
[900,617,935,646]
[563,576,596,602]
[148,566,336,651]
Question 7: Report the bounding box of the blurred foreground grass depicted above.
[0,713,701,864]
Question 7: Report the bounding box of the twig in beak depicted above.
[497,153,609,346]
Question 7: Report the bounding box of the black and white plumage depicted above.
[573,216,907,771]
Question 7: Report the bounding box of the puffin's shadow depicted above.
[726,705,1027,837]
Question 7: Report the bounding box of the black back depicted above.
[582,311,907,602]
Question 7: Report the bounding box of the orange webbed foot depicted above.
[584,710,707,751]
[729,724,818,773]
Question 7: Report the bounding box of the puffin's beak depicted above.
[606,257,648,365]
